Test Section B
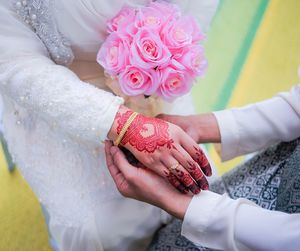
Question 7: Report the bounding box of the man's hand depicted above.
[156,113,221,144]
[105,141,192,219]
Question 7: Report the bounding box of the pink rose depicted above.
[176,45,207,77]
[157,66,193,101]
[135,2,179,31]
[161,16,204,55]
[130,28,171,69]
[135,7,164,31]
[97,2,208,103]
[119,66,159,96]
[97,33,130,76]
[107,6,137,34]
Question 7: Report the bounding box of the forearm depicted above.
[161,193,192,220]
[214,89,300,160]
[192,113,221,143]
[0,56,123,144]
[107,105,132,141]
[0,5,124,145]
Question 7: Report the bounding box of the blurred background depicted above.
[0,0,299,250]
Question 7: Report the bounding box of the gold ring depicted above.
[169,162,179,172]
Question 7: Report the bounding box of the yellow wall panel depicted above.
[215,0,300,174]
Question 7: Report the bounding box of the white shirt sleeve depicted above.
[182,191,300,251]
[0,3,123,145]
[181,84,300,250]
[213,85,300,161]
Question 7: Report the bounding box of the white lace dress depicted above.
[0,1,219,250]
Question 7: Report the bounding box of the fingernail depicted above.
[204,165,212,177]
[203,183,209,190]
[189,185,201,195]
[194,188,201,194]
[200,180,209,190]
[184,188,189,194]
[178,184,187,194]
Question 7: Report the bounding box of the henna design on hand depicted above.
[194,146,212,176]
[188,161,209,190]
[117,111,176,153]
[164,170,188,194]
[174,168,200,194]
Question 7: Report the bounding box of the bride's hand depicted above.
[108,106,211,194]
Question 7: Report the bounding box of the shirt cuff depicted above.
[99,96,124,142]
[182,190,259,251]
[213,110,241,161]
[181,191,222,246]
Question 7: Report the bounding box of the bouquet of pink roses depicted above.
[97,1,207,102]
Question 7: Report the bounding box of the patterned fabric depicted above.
[12,0,74,65]
[148,219,209,251]
[213,139,299,209]
[147,138,300,250]
[276,140,300,213]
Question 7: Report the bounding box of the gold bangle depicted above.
[114,112,138,146]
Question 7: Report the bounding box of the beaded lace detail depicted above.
[12,0,74,65]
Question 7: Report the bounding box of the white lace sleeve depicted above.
[0,2,123,144]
